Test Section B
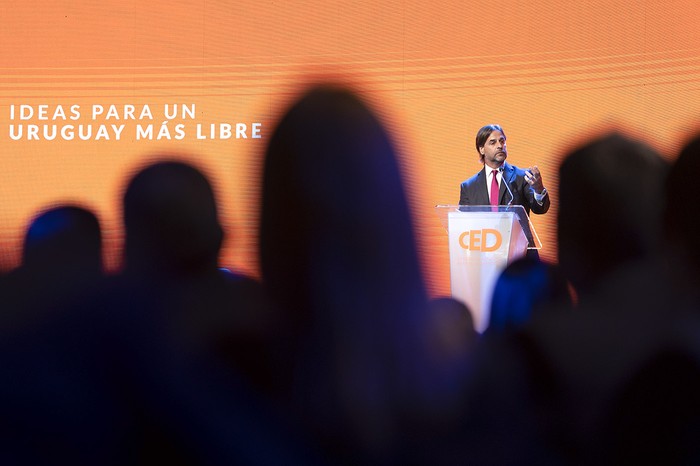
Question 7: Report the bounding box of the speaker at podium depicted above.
[435,205,542,333]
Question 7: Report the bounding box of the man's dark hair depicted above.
[475,124,506,163]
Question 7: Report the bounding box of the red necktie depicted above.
[490,169,499,211]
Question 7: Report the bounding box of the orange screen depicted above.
[2,1,699,297]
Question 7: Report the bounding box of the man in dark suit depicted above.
[459,124,550,216]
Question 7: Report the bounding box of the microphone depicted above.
[498,166,514,206]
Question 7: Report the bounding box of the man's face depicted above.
[480,130,507,168]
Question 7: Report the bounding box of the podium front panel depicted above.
[447,210,528,332]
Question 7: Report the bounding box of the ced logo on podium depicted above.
[458,229,502,252]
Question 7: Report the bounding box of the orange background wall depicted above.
[1,1,699,297]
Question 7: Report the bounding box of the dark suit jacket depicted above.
[459,162,550,216]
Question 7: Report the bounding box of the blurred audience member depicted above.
[486,257,572,336]
[1,204,103,319]
[518,133,698,463]
[557,133,668,299]
[665,134,700,300]
[23,205,102,276]
[119,160,279,385]
[0,204,112,465]
[259,84,467,464]
[122,160,222,279]
[104,160,306,464]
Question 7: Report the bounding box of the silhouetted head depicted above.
[259,83,434,460]
[23,204,102,276]
[488,257,572,335]
[665,135,700,283]
[260,85,427,320]
[557,133,668,295]
[123,160,223,276]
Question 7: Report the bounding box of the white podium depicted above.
[435,205,542,332]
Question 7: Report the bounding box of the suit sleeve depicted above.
[512,169,550,215]
[459,182,469,205]
[527,188,550,214]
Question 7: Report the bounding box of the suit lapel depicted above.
[499,163,515,205]
[475,164,514,205]
[476,168,490,204]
